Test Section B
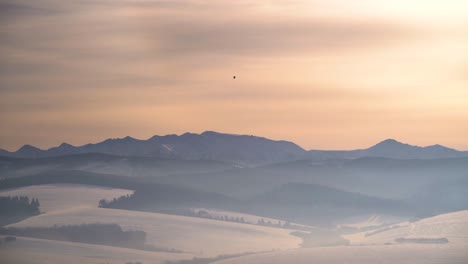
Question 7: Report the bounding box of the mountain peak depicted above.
[59,142,74,148]
[201,131,239,137]
[377,139,402,145]
[3,133,465,161]
[363,139,464,159]
[427,144,449,149]
[17,144,42,152]
[368,139,416,152]
[16,144,43,157]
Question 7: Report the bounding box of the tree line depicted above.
[0,196,41,226]
[0,223,146,249]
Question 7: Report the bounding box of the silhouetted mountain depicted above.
[46,143,78,156]
[1,134,467,164]
[0,148,9,156]
[365,139,464,159]
[147,131,305,164]
[1,131,306,165]
[308,139,467,160]
[15,145,43,158]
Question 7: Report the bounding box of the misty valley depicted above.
[1,132,467,264]
[2,0,468,262]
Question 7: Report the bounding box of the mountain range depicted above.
[1,131,467,165]
[1,131,467,226]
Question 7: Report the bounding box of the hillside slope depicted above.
[0,235,192,264]
[344,210,468,245]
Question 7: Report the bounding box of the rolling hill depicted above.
[243,183,413,226]
[211,211,468,264]
[0,153,235,178]
[0,235,192,264]
[344,210,468,245]
[211,243,467,264]
[7,207,301,257]
[158,157,468,203]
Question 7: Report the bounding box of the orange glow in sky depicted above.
[0,0,467,150]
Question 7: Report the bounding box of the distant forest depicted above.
[0,196,40,226]
[0,170,234,210]
[0,223,184,252]
[0,223,146,248]
[99,182,415,227]
[98,186,234,213]
[0,170,418,227]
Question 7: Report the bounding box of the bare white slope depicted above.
[212,244,468,264]
[0,184,133,213]
[192,208,313,229]
[8,207,301,256]
[0,236,192,264]
[345,210,468,245]
[210,210,468,264]
[336,214,409,229]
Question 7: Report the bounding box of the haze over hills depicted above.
[0,153,235,179]
[1,131,467,228]
[2,0,467,262]
[1,131,467,219]
[1,132,467,164]
[1,132,467,263]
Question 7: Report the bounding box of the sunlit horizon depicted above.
[1,0,467,150]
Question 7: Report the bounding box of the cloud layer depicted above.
[1,0,467,150]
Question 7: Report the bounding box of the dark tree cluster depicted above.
[164,251,264,264]
[0,223,146,249]
[99,193,134,209]
[98,185,233,213]
[394,237,449,244]
[256,218,311,231]
[0,196,40,226]
[0,196,40,214]
[188,210,246,224]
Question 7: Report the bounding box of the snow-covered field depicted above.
[210,210,468,264]
[212,244,468,264]
[0,235,192,264]
[2,184,467,264]
[344,210,468,245]
[8,207,300,257]
[191,208,313,229]
[336,214,409,230]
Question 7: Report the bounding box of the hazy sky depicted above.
[1,0,468,151]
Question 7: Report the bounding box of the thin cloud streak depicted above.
[0,0,467,150]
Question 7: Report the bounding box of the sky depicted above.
[1,0,468,151]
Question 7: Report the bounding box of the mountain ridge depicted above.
[1,132,467,163]
[307,138,467,160]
